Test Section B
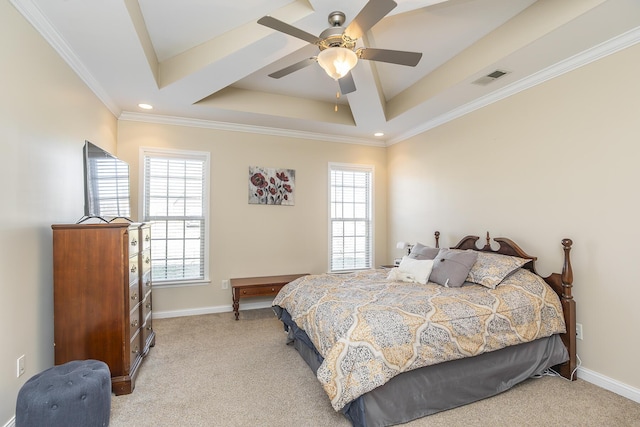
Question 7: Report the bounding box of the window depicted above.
[329,163,374,272]
[141,148,209,286]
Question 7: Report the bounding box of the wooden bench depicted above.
[230,273,308,320]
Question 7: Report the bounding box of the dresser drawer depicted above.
[129,282,140,311]
[129,330,141,371]
[141,271,152,297]
[141,294,152,321]
[129,230,140,256]
[141,226,151,251]
[238,284,285,297]
[129,305,141,341]
[128,255,138,285]
[141,249,151,274]
[142,313,153,349]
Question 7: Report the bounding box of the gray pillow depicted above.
[408,243,440,260]
[429,249,478,287]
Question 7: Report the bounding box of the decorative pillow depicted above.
[407,242,440,260]
[429,249,478,287]
[387,268,415,283]
[388,256,434,285]
[465,251,529,289]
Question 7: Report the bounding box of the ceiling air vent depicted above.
[472,69,510,86]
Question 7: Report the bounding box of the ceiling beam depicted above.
[345,36,387,131]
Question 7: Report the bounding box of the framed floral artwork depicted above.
[248,166,295,205]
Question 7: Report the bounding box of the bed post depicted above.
[556,238,577,380]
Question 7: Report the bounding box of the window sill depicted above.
[329,268,372,274]
[152,279,211,289]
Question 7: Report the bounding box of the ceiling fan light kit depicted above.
[317,47,358,80]
[258,0,422,95]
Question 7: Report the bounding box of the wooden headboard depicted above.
[434,230,577,381]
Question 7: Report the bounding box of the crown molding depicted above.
[387,26,640,146]
[10,0,121,117]
[119,112,385,147]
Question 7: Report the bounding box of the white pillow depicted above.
[393,256,434,285]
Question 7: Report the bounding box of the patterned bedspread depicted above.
[272,268,566,411]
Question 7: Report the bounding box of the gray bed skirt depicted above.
[274,306,569,427]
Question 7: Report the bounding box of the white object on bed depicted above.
[387,256,434,284]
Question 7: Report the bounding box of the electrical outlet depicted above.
[576,323,583,340]
[221,279,229,290]
[17,355,25,378]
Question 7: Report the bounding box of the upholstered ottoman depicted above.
[16,360,111,427]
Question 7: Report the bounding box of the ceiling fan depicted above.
[257,0,422,95]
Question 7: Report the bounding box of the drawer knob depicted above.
[145,257,150,264]
[130,265,137,273]
[271,288,275,291]
[145,235,150,242]
[132,346,139,354]
[131,319,139,328]
[131,238,137,246]
[145,280,151,288]
[131,292,138,300]
[145,302,151,309]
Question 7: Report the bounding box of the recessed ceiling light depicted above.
[374,132,384,137]
[138,103,153,110]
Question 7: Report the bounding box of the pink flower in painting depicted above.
[250,167,294,205]
[250,173,268,188]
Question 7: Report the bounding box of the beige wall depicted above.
[116,121,387,314]
[0,1,118,423]
[387,43,640,391]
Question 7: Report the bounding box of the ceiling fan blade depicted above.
[338,72,356,95]
[257,16,321,44]
[344,0,397,40]
[358,48,422,66]
[268,57,317,79]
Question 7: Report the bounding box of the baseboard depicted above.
[577,366,640,403]
[3,416,15,427]
[153,301,272,319]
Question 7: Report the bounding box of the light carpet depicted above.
[110,309,640,426]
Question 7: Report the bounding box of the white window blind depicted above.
[142,150,209,284]
[329,164,373,272]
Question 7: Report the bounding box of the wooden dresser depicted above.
[51,222,155,395]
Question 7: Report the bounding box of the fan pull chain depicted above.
[335,91,340,112]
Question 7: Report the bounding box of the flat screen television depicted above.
[82,141,131,222]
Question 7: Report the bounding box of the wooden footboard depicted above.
[435,231,577,381]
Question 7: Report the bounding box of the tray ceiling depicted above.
[12,0,640,145]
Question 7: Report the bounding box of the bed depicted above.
[272,232,577,427]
